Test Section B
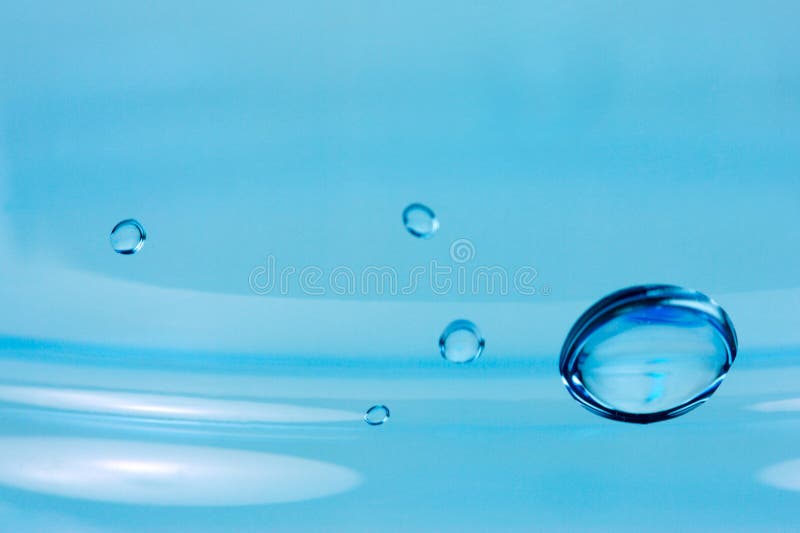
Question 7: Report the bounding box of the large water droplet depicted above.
[110,219,146,255]
[364,405,390,426]
[560,285,737,424]
[439,319,485,364]
[402,203,439,239]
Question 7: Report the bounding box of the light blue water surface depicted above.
[0,2,799,531]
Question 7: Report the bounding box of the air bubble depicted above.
[439,319,485,364]
[110,219,146,255]
[402,203,439,239]
[364,405,390,426]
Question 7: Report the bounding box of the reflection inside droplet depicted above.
[439,319,485,364]
[402,203,439,239]
[559,285,737,424]
[110,219,146,255]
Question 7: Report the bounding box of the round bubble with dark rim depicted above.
[439,319,485,364]
[110,219,146,255]
[559,285,737,424]
[402,203,439,239]
[364,405,390,426]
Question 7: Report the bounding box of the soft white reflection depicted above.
[0,385,360,423]
[95,459,182,476]
[749,398,800,413]
[759,458,800,492]
[0,437,362,505]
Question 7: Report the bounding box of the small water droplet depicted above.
[364,405,390,426]
[439,319,485,364]
[402,203,439,239]
[110,219,146,255]
[560,285,737,424]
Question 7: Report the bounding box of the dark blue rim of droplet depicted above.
[559,284,738,424]
[438,319,486,364]
[111,219,146,255]
[402,203,438,238]
[364,404,390,425]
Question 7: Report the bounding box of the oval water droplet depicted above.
[110,219,146,255]
[402,203,439,239]
[559,285,737,424]
[439,319,485,364]
[364,405,390,426]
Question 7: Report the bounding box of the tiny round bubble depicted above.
[439,320,485,364]
[364,405,390,426]
[110,219,146,255]
[402,203,439,239]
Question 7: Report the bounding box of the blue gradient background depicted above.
[0,2,799,531]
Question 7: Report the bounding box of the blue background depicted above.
[0,2,798,531]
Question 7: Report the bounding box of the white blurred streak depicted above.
[0,437,362,505]
[0,384,361,423]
